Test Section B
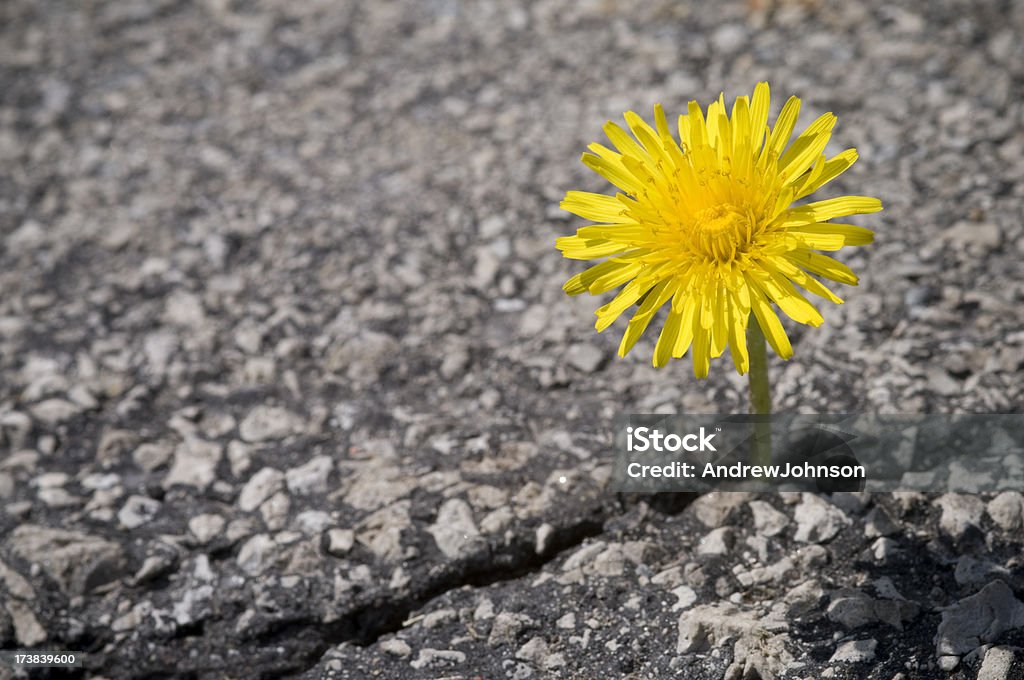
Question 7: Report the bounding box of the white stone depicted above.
[567,343,604,373]
[380,638,411,657]
[238,467,284,512]
[189,514,225,544]
[118,495,161,529]
[259,491,290,531]
[294,510,332,534]
[698,527,734,555]
[285,455,332,495]
[987,491,1024,531]
[236,534,277,575]
[793,494,850,543]
[749,500,790,537]
[163,438,222,490]
[934,493,986,541]
[409,648,466,670]
[6,600,47,646]
[978,646,1016,680]
[238,406,303,442]
[427,499,480,559]
[326,528,355,556]
[830,639,877,663]
[671,585,698,611]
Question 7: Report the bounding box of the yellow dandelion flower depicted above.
[556,82,881,378]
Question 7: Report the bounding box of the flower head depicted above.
[556,82,881,378]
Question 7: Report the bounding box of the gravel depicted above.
[2,0,1024,678]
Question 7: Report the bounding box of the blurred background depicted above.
[1,0,1023,678]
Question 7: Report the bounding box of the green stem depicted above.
[747,314,772,466]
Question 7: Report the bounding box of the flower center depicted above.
[691,204,755,263]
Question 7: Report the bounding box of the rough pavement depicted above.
[2,0,1024,678]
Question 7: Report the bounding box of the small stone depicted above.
[238,406,303,442]
[439,347,470,380]
[132,442,173,471]
[294,510,332,535]
[677,602,793,679]
[934,493,985,541]
[380,638,411,657]
[474,597,495,621]
[480,507,513,534]
[711,24,748,54]
[784,580,825,617]
[409,648,466,670]
[163,438,222,491]
[32,472,68,489]
[387,564,408,591]
[749,500,790,537]
[423,609,457,629]
[516,636,549,664]
[356,501,410,561]
[236,534,278,575]
[872,537,899,561]
[427,498,480,559]
[238,467,285,512]
[132,552,177,584]
[697,527,734,555]
[30,399,81,425]
[164,289,206,326]
[117,495,161,529]
[535,522,555,555]
[987,491,1024,531]
[794,493,850,543]
[227,440,251,477]
[112,601,152,633]
[591,544,627,576]
[927,367,962,396]
[188,514,225,544]
[567,343,605,373]
[557,613,576,629]
[5,600,47,646]
[473,246,500,287]
[327,331,398,383]
[827,589,918,630]
[562,541,607,572]
[671,586,698,611]
[978,646,1015,680]
[935,580,1024,656]
[259,491,290,531]
[0,411,32,448]
[690,492,752,527]
[651,566,685,588]
[830,639,877,663]
[285,455,332,495]
[95,430,136,466]
[938,655,960,672]
[489,612,534,646]
[39,487,82,508]
[954,555,1008,587]
[942,221,1002,256]
[326,528,355,556]
[143,329,179,375]
[8,525,125,595]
